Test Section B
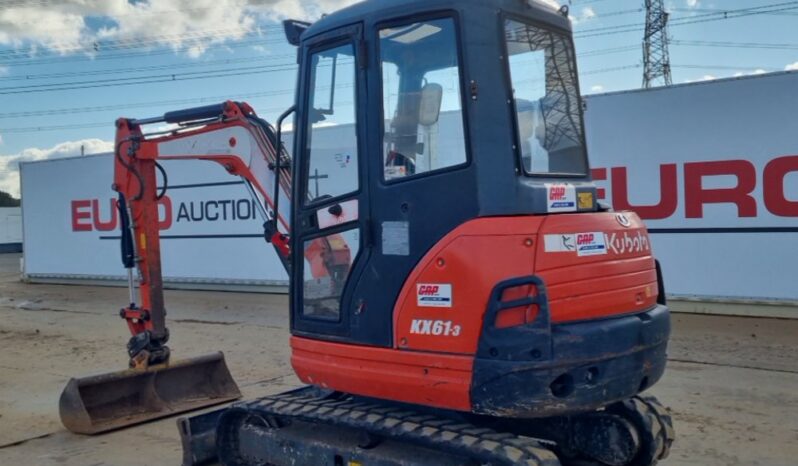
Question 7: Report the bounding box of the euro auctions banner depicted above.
[21,154,288,285]
[584,71,798,301]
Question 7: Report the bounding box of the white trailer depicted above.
[584,70,798,311]
[20,153,288,291]
[19,71,798,315]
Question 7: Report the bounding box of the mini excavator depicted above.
[59,1,675,465]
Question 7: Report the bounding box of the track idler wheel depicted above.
[568,414,640,466]
[563,395,674,466]
[604,396,674,466]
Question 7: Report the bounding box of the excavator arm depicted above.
[60,100,346,435]
[113,100,291,368]
[112,100,348,368]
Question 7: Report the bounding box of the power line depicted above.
[579,45,640,57]
[0,90,298,119]
[0,55,294,82]
[0,28,284,61]
[575,1,798,38]
[672,64,780,71]
[671,39,798,50]
[669,6,798,16]
[0,37,284,67]
[0,61,649,134]
[0,63,298,95]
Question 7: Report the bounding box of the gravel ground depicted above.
[0,253,796,465]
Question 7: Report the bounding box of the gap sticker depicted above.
[545,183,577,213]
[544,232,608,257]
[575,232,607,256]
[416,284,453,308]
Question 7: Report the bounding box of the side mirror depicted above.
[418,83,443,126]
[283,20,311,47]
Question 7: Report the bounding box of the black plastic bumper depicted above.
[471,276,670,418]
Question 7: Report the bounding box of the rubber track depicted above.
[231,390,562,466]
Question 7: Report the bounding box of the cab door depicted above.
[290,24,371,340]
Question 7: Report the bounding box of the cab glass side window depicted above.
[379,18,467,181]
[304,43,359,203]
[504,19,588,175]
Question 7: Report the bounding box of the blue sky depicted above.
[1,0,798,196]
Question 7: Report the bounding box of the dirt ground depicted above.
[0,253,797,466]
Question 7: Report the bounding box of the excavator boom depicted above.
[60,101,300,434]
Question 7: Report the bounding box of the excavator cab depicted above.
[289,0,597,346]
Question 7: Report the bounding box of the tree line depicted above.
[0,190,20,207]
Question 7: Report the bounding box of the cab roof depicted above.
[303,0,571,42]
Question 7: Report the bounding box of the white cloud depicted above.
[568,5,597,25]
[684,74,717,84]
[591,84,604,92]
[0,139,112,197]
[686,0,700,8]
[786,62,798,71]
[0,0,360,59]
[732,69,769,77]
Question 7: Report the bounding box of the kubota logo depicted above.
[605,231,650,255]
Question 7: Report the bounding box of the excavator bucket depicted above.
[59,352,241,435]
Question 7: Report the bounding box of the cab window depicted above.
[379,18,468,181]
[504,19,588,176]
[304,43,359,203]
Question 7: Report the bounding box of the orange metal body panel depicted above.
[291,212,659,410]
[291,336,473,411]
[392,212,658,355]
[393,217,544,355]
[535,214,658,322]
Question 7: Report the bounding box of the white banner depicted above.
[21,154,288,285]
[585,71,798,301]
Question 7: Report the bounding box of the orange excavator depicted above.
[60,1,674,465]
